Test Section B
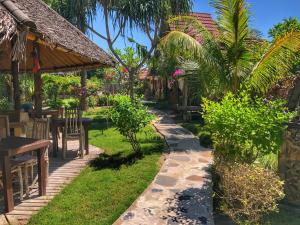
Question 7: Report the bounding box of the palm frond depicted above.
[160,30,203,56]
[161,15,224,70]
[250,31,300,93]
[212,0,250,92]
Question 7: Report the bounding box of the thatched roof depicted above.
[0,0,115,72]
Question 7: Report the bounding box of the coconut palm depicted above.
[160,0,300,96]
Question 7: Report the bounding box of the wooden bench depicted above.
[176,105,202,121]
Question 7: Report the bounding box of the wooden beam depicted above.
[33,42,43,116]
[26,33,96,62]
[80,71,87,110]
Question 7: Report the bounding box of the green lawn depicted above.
[28,107,164,225]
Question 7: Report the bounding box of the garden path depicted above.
[114,109,214,225]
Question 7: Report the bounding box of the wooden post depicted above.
[11,39,21,110]
[2,156,14,212]
[80,70,87,110]
[183,79,189,121]
[33,42,43,116]
[183,78,188,108]
[37,147,47,196]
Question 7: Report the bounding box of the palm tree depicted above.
[160,0,300,96]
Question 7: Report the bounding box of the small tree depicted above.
[88,0,192,100]
[110,95,153,153]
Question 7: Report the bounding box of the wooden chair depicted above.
[0,115,10,139]
[26,118,50,195]
[62,108,85,159]
[0,110,30,137]
[12,118,50,197]
[0,115,24,201]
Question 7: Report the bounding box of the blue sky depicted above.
[91,0,300,51]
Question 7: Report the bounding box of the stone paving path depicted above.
[114,110,214,225]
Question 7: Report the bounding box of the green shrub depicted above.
[98,95,113,106]
[88,96,99,108]
[0,97,10,111]
[198,130,213,148]
[109,95,153,153]
[48,99,63,109]
[48,98,79,109]
[202,92,295,164]
[217,163,284,225]
[62,98,80,109]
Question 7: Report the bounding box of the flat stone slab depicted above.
[114,110,214,225]
[155,176,177,187]
[170,155,191,162]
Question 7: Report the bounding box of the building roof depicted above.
[0,0,115,72]
[169,12,219,42]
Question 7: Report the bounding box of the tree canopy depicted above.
[269,18,300,40]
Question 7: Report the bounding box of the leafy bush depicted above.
[98,95,113,106]
[48,98,79,109]
[0,97,10,111]
[88,96,99,108]
[217,163,284,225]
[110,95,153,153]
[202,92,295,164]
[198,130,213,148]
[43,74,80,102]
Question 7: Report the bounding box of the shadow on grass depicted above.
[90,138,164,170]
[90,151,143,170]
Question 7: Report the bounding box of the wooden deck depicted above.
[0,141,102,225]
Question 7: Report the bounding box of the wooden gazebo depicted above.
[0,0,115,112]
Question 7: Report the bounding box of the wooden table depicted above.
[29,110,60,119]
[0,137,50,212]
[51,118,93,157]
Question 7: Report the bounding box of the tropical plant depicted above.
[160,0,300,96]
[202,91,295,164]
[109,95,153,153]
[269,17,300,40]
[269,18,300,73]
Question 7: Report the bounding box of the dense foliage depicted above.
[202,92,295,164]
[269,18,300,40]
[217,163,284,225]
[0,97,10,111]
[110,95,153,153]
[160,0,300,97]
[42,74,102,109]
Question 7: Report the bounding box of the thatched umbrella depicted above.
[0,0,115,112]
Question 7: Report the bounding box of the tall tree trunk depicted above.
[80,70,87,110]
[183,79,188,108]
[129,71,135,101]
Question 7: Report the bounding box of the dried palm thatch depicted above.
[0,5,16,45]
[0,0,115,73]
